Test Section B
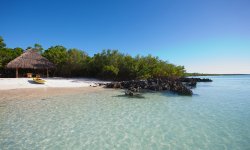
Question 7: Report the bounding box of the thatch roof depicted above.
[6,49,55,69]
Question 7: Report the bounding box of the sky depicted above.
[1,0,250,74]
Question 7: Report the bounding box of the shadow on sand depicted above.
[27,80,39,84]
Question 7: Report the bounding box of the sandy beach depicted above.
[0,78,108,90]
[0,78,109,101]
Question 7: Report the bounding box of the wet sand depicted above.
[0,86,108,103]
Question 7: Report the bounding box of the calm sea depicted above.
[0,75,250,149]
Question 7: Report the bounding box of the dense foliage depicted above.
[0,37,23,70]
[0,36,186,80]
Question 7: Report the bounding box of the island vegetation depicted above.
[185,73,250,76]
[0,36,186,80]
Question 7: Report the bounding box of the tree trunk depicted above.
[47,68,49,78]
[16,68,18,78]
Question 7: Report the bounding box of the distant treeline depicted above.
[185,73,250,76]
[0,36,186,80]
[185,73,217,76]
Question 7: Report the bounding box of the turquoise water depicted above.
[0,76,250,149]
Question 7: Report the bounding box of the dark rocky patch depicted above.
[178,78,212,82]
[178,77,212,88]
[98,83,106,86]
[104,77,212,96]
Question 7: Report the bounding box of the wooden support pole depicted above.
[16,68,18,78]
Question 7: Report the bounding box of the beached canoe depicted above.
[33,78,46,84]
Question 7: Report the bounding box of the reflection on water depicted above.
[113,95,145,99]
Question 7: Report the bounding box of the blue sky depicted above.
[1,0,250,73]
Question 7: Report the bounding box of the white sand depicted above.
[0,78,109,90]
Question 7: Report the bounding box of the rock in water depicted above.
[186,81,197,87]
[179,77,212,82]
[125,90,134,96]
[104,77,207,96]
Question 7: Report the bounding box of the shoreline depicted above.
[0,78,111,102]
[0,77,109,90]
[0,86,109,102]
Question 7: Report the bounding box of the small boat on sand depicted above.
[33,78,46,84]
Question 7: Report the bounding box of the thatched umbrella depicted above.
[6,49,55,78]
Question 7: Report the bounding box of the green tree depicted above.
[0,36,23,71]
[88,49,123,79]
[34,43,43,53]
[0,47,23,69]
[66,48,88,77]
[43,46,68,76]
[117,55,137,80]
[0,36,186,79]
[13,47,23,56]
[102,65,119,79]
[0,36,6,49]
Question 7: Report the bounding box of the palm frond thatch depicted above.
[6,49,55,69]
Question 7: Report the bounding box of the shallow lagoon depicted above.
[1,76,250,149]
